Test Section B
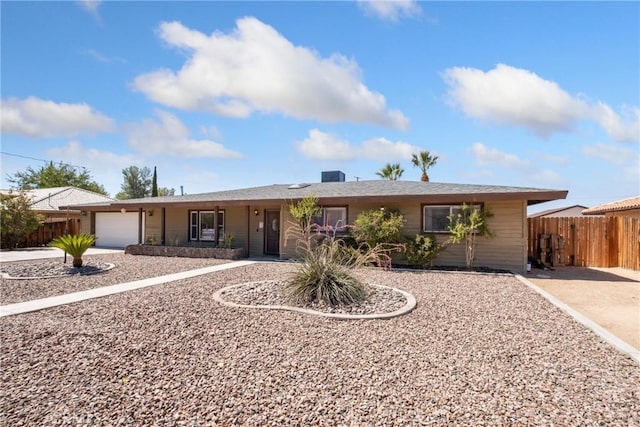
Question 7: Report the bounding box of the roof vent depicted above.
[321,170,345,183]
[288,183,311,189]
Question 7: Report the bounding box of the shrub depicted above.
[404,234,446,269]
[351,208,405,247]
[447,204,493,269]
[0,192,42,249]
[49,234,96,267]
[284,199,402,307]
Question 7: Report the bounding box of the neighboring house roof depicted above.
[1,187,114,212]
[582,195,640,215]
[64,180,567,209]
[528,205,590,218]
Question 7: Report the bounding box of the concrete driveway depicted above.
[0,247,123,263]
[527,267,639,350]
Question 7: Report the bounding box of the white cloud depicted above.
[470,142,530,169]
[591,103,640,143]
[126,110,242,159]
[443,64,639,142]
[295,129,419,161]
[582,142,637,167]
[132,18,408,129]
[357,0,422,22]
[77,0,100,13]
[0,97,115,138]
[80,49,126,64]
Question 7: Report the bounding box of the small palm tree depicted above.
[376,163,404,180]
[49,234,96,268]
[411,150,438,182]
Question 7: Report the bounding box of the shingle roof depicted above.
[64,180,567,209]
[528,205,590,218]
[2,187,114,211]
[582,196,640,215]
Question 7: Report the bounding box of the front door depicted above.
[265,210,280,255]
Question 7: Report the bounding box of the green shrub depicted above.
[404,234,446,269]
[49,234,96,267]
[0,192,42,249]
[447,204,493,269]
[285,237,368,307]
[284,199,403,308]
[351,208,405,247]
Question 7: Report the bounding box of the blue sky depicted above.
[1,1,638,213]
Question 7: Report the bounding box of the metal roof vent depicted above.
[321,171,345,183]
[288,183,311,189]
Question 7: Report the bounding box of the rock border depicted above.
[213,282,417,320]
[0,262,116,280]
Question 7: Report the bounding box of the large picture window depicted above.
[190,210,224,243]
[312,207,347,233]
[423,205,479,233]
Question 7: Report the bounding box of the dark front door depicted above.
[265,210,280,255]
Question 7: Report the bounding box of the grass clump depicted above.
[284,196,402,308]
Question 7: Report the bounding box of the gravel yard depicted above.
[1,260,639,425]
[0,254,229,304]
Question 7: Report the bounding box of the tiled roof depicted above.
[2,187,114,211]
[582,196,640,215]
[63,180,567,209]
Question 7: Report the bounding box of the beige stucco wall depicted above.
[280,199,528,272]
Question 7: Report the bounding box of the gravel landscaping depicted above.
[0,254,229,304]
[1,260,639,425]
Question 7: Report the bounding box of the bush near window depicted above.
[284,197,400,307]
[404,234,446,269]
[351,208,405,247]
[447,203,493,269]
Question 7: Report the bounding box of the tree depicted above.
[411,150,438,182]
[151,166,158,197]
[7,162,108,195]
[158,187,175,197]
[376,163,404,180]
[0,192,42,249]
[447,204,494,269]
[49,234,96,267]
[116,166,151,200]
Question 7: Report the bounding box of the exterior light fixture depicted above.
[254,209,260,216]
[120,208,126,214]
[148,209,154,217]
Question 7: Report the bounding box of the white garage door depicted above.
[95,212,142,248]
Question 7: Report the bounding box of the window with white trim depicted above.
[423,205,480,233]
[312,207,347,233]
[190,210,224,243]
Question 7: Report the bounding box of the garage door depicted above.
[95,212,142,248]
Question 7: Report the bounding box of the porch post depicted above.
[138,208,143,244]
[213,206,219,245]
[161,207,166,245]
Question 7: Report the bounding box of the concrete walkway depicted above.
[517,272,640,365]
[0,260,255,317]
[0,247,123,263]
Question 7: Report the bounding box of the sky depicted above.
[1,1,638,213]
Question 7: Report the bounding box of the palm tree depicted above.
[411,150,438,182]
[376,163,404,180]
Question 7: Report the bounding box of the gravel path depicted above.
[0,254,229,304]
[1,261,639,425]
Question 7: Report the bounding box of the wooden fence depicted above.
[23,219,80,247]
[528,216,639,271]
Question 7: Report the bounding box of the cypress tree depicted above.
[151,166,158,197]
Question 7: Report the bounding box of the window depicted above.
[423,205,479,233]
[312,207,347,233]
[190,210,225,243]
